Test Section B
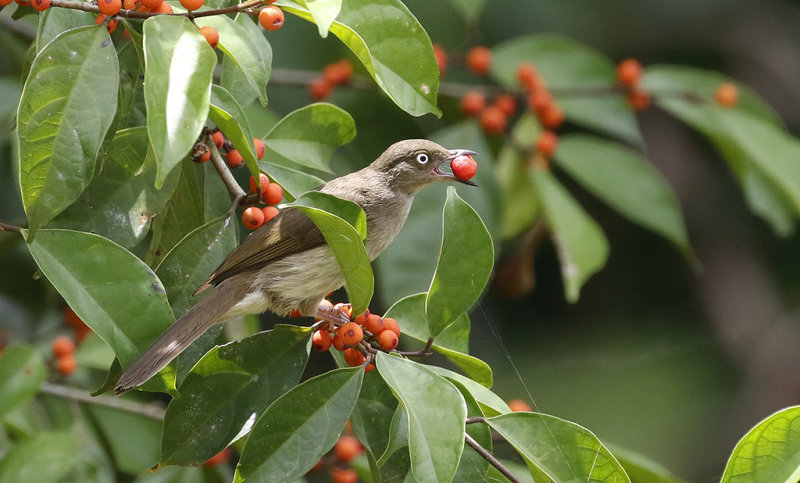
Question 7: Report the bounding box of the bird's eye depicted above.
[415,153,429,164]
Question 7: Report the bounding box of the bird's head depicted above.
[370,139,478,194]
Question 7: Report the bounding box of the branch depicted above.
[48,0,268,19]
[395,337,434,357]
[39,381,166,420]
[208,137,247,203]
[0,222,23,234]
[464,432,522,483]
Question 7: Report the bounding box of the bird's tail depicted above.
[114,280,244,394]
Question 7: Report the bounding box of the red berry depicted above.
[14,0,30,5]
[715,82,738,108]
[154,1,172,13]
[507,398,532,412]
[616,58,643,87]
[479,106,507,135]
[95,15,118,34]
[339,322,363,346]
[376,330,398,351]
[195,149,211,163]
[466,46,492,76]
[57,355,78,375]
[32,0,50,11]
[312,329,332,351]
[334,435,364,462]
[98,0,121,15]
[332,333,346,351]
[249,172,270,197]
[52,336,76,358]
[363,313,384,334]
[381,317,400,336]
[242,206,265,230]
[628,88,651,111]
[63,306,90,341]
[212,131,224,149]
[450,155,477,181]
[433,44,447,76]
[535,131,558,157]
[203,448,231,467]
[460,91,486,117]
[331,468,358,483]
[140,0,161,9]
[494,94,517,117]
[123,0,139,9]
[343,347,366,367]
[516,62,539,89]
[259,5,284,30]
[323,60,353,85]
[179,0,202,11]
[199,26,219,49]
[263,182,283,205]
[527,89,553,114]
[365,363,375,373]
[539,103,564,129]
[262,206,279,223]
[309,77,332,100]
[226,149,243,168]
[253,138,266,159]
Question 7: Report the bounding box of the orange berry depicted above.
[535,130,559,157]
[527,89,553,114]
[123,0,139,9]
[263,182,283,205]
[354,310,369,326]
[211,130,224,149]
[323,60,353,85]
[242,206,265,230]
[179,0,202,11]
[259,5,284,30]
[365,363,375,373]
[57,355,78,375]
[715,82,738,108]
[95,15,119,33]
[226,149,243,168]
[309,77,332,100]
[494,94,517,117]
[63,306,90,341]
[262,206,279,223]
[203,448,231,467]
[363,313,384,334]
[312,329,332,351]
[433,44,447,76]
[627,88,651,111]
[154,1,172,12]
[32,0,50,11]
[616,58,643,87]
[249,172,270,198]
[319,299,334,310]
[140,0,161,9]
[539,103,564,129]
[197,150,210,163]
[343,347,366,367]
[199,26,219,49]
[331,468,358,483]
[334,435,364,462]
[516,62,538,89]
[460,91,486,117]
[15,0,31,5]
[52,336,76,358]
[507,398,532,412]
[466,46,492,76]
[253,138,266,159]
[332,333,346,351]
[339,322,363,346]
[376,330,398,351]
[479,106,507,135]
[98,0,121,15]
[0,0,12,5]
[334,303,353,320]
[381,317,400,336]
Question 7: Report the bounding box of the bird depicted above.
[114,139,477,393]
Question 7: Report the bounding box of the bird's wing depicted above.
[196,207,325,293]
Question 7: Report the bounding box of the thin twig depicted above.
[464,432,523,483]
[0,222,23,233]
[466,416,485,424]
[395,337,434,357]
[208,138,247,203]
[48,0,267,19]
[39,381,166,420]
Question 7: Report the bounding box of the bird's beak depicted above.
[433,149,479,186]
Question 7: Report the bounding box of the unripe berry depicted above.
[466,46,492,76]
[98,0,121,15]
[249,172,270,197]
[323,60,353,85]
[460,91,486,117]
[259,5,284,30]
[363,313,384,334]
[179,0,202,11]
[376,330,398,351]
[264,182,283,205]
[262,206,279,223]
[339,322,363,346]
[539,103,564,129]
[494,94,517,117]
[52,336,76,358]
[535,131,558,157]
[381,317,400,336]
[140,0,161,10]
[203,448,231,467]
[32,0,51,11]
[451,155,477,181]
[616,58,643,87]
[332,333,346,351]
[309,77,332,100]
[343,347,366,367]
[715,82,738,108]
[331,468,358,483]
[479,106,507,135]
[507,398,532,412]
[433,44,447,76]
[200,26,219,49]
[334,435,364,462]
[212,131,224,149]
[311,329,332,351]
[57,355,78,375]
[226,149,243,168]
[242,206,265,230]
[627,88,651,111]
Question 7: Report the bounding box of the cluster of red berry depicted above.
[242,171,283,230]
[51,335,78,375]
[309,60,354,101]
[304,425,365,482]
[616,58,650,111]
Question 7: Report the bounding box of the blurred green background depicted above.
[2,1,800,481]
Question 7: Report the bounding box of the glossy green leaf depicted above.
[262,162,325,201]
[349,371,398,461]
[290,191,372,314]
[264,103,356,173]
[143,15,216,188]
[209,84,260,181]
[296,0,341,37]
[554,134,693,258]
[609,445,688,483]
[0,432,78,482]
[450,380,491,482]
[0,345,46,420]
[376,352,467,482]
[234,367,364,482]
[486,412,629,482]
[281,0,440,117]
[26,229,175,368]
[721,405,800,483]
[385,293,493,387]
[196,14,271,107]
[532,168,609,302]
[89,406,162,474]
[426,365,510,417]
[492,34,642,146]
[18,25,119,233]
[426,187,494,336]
[161,326,311,466]
[36,8,94,52]
[376,404,408,465]
[53,127,178,248]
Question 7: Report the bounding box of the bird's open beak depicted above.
[433,149,479,186]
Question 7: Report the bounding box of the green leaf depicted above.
[491,34,642,146]
[161,326,311,466]
[143,15,216,188]
[296,0,341,37]
[209,84,260,181]
[376,352,467,483]
[0,345,46,420]
[281,0,440,117]
[450,380,491,482]
[349,371,398,461]
[377,405,409,465]
[496,115,543,240]
[18,25,119,234]
[89,406,162,474]
[289,191,373,314]
[0,432,78,482]
[426,365,510,417]
[26,229,175,368]
[554,134,694,259]
[262,162,325,201]
[426,187,494,336]
[234,367,364,482]
[53,127,178,248]
[532,168,609,302]
[196,14,271,107]
[486,412,630,482]
[264,103,356,173]
[608,444,688,483]
[721,405,800,483]
[36,8,95,52]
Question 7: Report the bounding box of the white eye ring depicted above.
[416,153,429,164]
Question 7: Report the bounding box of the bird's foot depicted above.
[314,303,351,331]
